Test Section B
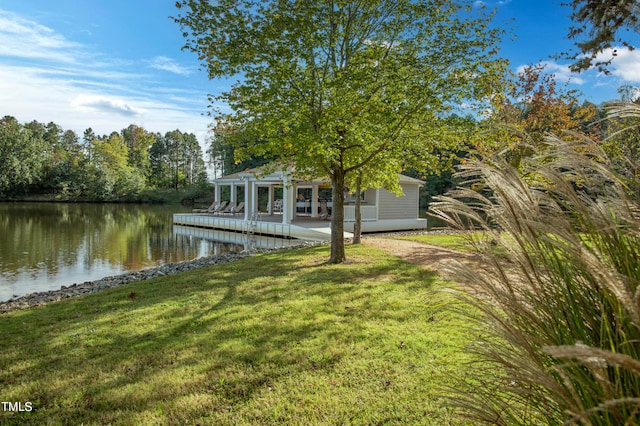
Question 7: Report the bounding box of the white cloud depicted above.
[149,56,192,76]
[0,62,211,144]
[71,94,146,117]
[0,10,81,63]
[473,0,511,7]
[598,47,640,82]
[542,61,586,85]
[0,9,212,147]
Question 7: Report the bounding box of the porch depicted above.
[173,211,427,241]
[173,212,353,241]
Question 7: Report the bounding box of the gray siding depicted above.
[363,188,377,205]
[377,184,419,220]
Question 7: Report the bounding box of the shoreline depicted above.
[0,242,321,314]
[0,229,456,314]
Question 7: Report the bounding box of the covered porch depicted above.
[207,168,379,225]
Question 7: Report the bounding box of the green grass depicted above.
[0,245,484,425]
[397,232,509,258]
[395,232,477,252]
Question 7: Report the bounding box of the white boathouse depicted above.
[173,167,427,241]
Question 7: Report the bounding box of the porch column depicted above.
[243,178,251,221]
[214,183,220,202]
[267,185,274,215]
[282,177,294,224]
[251,180,259,218]
[230,183,236,203]
[311,184,319,218]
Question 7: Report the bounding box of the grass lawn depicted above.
[395,232,477,252]
[0,244,486,425]
[397,232,509,258]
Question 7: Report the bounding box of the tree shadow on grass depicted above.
[0,245,443,425]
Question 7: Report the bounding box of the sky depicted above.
[1,0,640,151]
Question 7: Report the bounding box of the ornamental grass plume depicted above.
[430,129,640,425]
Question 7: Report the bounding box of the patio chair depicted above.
[209,200,228,214]
[216,201,235,215]
[229,201,245,215]
[319,201,331,220]
[192,200,220,213]
[273,199,283,213]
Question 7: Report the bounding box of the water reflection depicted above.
[173,225,301,251]
[0,203,290,301]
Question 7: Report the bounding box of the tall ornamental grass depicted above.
[430,131,640,425]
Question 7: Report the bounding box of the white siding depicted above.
[377,185,419,220]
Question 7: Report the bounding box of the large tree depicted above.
[121,124,154,179]
[207,123,269,178]
[149,130,208,189]
[0,116,47,195]
[90,132,145,199]
[175,0,506,262]
[482,65,599,165]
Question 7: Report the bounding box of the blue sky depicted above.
[1,1,639,148]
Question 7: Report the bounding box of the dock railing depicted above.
[343,205,377,222]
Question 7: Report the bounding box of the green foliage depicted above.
[90,133,146,200]
[396,232,478,253]
[422,171,457,208]
[431,134,640,425]
[0,116,48,195]
[175,0,507,262]
[207,124,268,177]
[121,124,154,176]
[148,134,173,188]
[0,118,209,201]
[151,130,209,190]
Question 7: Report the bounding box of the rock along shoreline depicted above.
[0,241,323,314]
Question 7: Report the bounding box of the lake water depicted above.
[0,203,294,301]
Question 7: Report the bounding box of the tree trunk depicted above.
[329,169,346,263]
[353,174,362,244]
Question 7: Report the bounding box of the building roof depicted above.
[397,174,425,185]
[213,165,423,186]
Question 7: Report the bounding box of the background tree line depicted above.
[0,119,209,201]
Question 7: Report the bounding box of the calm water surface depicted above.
[0,203,281,301]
